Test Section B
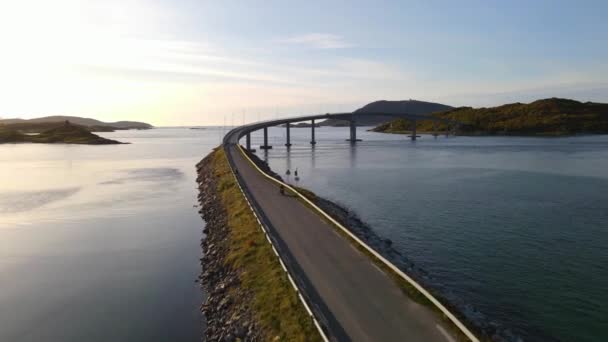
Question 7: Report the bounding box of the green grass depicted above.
[0,122,121,144]
[0,126,27,143]
[210,149,321,342]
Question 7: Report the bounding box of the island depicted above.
[0,121,124,144]
[371,98,608,136]
[0,115,153,132]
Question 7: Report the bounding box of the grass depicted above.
[0,122,121,144]
[210,148,321,342]
[374,97,608,136]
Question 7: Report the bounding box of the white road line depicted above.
[371,262,386,276]
[287,274,298,291]
[436,324,456,342]
[298,294,314,317]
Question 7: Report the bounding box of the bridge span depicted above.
[229,112,459,150]
[221,113,476,342]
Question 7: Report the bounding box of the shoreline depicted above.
[195,148,320,341]
[196,150,261,341]
[369,129,608,137]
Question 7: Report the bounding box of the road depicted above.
[224,142,458,342]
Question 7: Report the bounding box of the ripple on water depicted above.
[0,187,80,214]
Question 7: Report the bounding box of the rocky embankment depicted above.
[196,151,261,342]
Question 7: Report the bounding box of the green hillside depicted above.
[372,98,608,136]
[0,121,123,144]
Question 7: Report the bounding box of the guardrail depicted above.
[223,145,331,342]
[229,143,480,342]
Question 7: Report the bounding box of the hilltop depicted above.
[316,100,452,127]
[372,98,608,136]
[0,115,153,132]
[0,121,124,144]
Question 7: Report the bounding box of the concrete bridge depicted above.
[221,112,476,342]
[226,112,459,150]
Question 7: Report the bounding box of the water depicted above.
[0,128,224,341]
[2,126,606,341]
[253,126,608,342]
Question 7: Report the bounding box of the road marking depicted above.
[371,262,386,276]
[436,324,456,342]
[287,274,298,291]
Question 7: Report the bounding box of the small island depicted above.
[372,98,608,136]
[0,121,124,144]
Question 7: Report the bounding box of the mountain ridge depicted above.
[0,115,153,130]
[372,97,608,135]
[289,100,453,127]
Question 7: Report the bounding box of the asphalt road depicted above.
[226,143,457,342]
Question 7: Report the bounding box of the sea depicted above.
[1,126,606,341]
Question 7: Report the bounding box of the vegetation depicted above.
[0,121,117,133]
[0,115,152,130]
[372,98,608,136]
[0,127,28,143]
[211,149,321,341]
[0,121,123,144]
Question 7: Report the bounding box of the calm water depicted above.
[251,126,608,342]
[2,127,606,341]
[0,128,224,341]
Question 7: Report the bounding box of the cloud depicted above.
[279,33,352,49]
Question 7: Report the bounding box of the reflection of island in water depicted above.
[0,121,125,144]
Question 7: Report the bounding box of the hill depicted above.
[0,115,153,131]
[0,121,117,133]
[372,98,608,136]
[0,121,124,144]
[319,100,452,127]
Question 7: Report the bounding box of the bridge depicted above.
[229,112,460,150]
[222,113,476,342]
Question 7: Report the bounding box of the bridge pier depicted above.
[310,119,316,145]
[285,122,292,147]
[408,119,419,141]
[346,116,362,143]
[245,133,251,150]
[260,127,273,149]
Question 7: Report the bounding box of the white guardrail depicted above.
[233,144,480,342]
[226,150,331,342]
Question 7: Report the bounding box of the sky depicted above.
[0,0,607,126]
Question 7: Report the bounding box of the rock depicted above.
[196,152,261,341]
